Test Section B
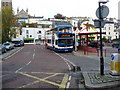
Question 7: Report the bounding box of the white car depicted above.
[3,42,14,50]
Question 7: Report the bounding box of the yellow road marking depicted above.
[18,71,64,74]
[18,72,68,88]
[59,74,69,89]
[19,80,40,88]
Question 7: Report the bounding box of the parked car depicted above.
[112,41,120,48]
[12,38,24,47]
[3,42,14,50]
[88,41,104,48]
[12,40,24,47]
[0,44,7,54]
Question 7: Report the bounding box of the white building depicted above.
[21,20,52,44]
[103,20,119,40]
[22,27,45,44]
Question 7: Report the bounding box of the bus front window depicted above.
[58,39,73,47]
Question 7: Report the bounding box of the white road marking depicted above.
[15,67,23,73]
[55,53,76,70]
[66,82,70,88]
[26,61,31,66]
[33,53,35,59]
[68,76,71,81]
[34,49,35,52]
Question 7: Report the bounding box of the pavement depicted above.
[73,48,120,89]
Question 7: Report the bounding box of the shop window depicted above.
[26,35,29,38]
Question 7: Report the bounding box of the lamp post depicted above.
[98,0,109,75]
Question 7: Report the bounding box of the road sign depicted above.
[111,54,114,60]
[96,5,109,19]
[94,19,105,28]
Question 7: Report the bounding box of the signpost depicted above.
[95,0,109,75]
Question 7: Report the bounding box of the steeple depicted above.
[26,8,28,14]
[17,8,19,14]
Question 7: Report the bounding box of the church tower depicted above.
[1,0,12,8]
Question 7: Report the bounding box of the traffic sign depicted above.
[96,5,109,19]
[111,54,114,60]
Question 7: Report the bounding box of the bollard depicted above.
[84,49,86,55]
[110,53,120,76]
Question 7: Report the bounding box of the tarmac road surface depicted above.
[2,45,78,89]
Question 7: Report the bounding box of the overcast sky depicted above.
[12,0,120,19]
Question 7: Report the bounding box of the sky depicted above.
[12,0,120,19]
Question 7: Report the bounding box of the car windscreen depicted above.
[12,41,20,44]
[3,43,10,45]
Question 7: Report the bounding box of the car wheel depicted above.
[4,49,7,53]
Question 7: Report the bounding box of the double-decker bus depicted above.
[45,25,73,52]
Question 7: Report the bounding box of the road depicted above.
[2,45,79,89]
[1,45,118,89]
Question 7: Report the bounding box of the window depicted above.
[26,30,29,34]
[47,39,51,44]
[2,2,5,6]
[38,31,41,34]
[109,32,110,35]
[37,25,42,28]
[38,35,41,39]
[6,2,8,6]
[26,35,29,38]
[104,27,106,30]
[109,27,110,30]
[30,35,32,37]
[56,40,58,45]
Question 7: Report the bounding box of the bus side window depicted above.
[56,40,58,45]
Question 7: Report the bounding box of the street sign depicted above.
[94,19,105,28]
[96,5,109,19]
[111,54,114,60]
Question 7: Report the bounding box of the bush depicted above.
[112,38,120,41]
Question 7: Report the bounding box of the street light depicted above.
[98,0,109,75]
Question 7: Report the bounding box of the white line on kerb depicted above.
[5,47,24,60]
[66,82,70,88]
[55,53,74,70]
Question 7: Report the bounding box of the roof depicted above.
[53,21,72,26]
[104,20,114,24]
[29,16,44,18]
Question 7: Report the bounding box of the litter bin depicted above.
[110,53,120,76]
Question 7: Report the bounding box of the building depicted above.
[118,1,120,20]
[21,20,52,44]
[16,9,29,24]
[28,16,44,23]
[103,18,119,40]
[1,0,12,8]
[22,27,44,44]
